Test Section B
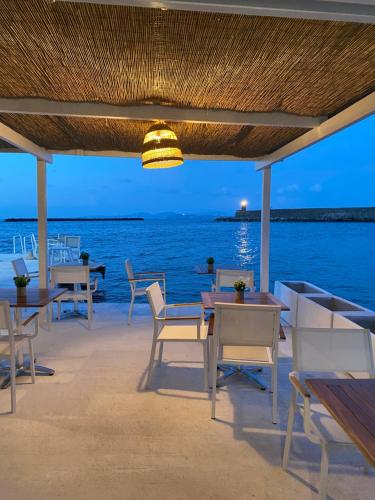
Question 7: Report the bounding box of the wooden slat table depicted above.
[0,287,66,308]
[201,291,289,310]
[0,287,67,387]
[306,378,375,467]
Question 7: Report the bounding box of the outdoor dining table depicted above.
[306,378,375,468]
[201,291,290,389]
[0,287,67,388]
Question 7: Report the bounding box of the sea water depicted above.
[0,219,374,309]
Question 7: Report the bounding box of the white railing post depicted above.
[260,166,271,292]
[37,158,48,288]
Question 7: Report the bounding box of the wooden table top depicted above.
[201,291,289,311]
[0,288,67,307]
[306,378,375,467]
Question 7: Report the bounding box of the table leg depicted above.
[0,354,54,389]
[216,364,266,390]
[0,306,55,389]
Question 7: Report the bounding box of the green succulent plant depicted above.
[80,251,90,260]
[13,276,30,288]
[234,279,246,291]
[207,257,215,265]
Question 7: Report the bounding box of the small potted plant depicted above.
[234,279,246,302]
[207,257,215,274]
[13,275,30,296]
[80,251,90,266]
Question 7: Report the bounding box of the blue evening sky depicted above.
[0,115,374,217]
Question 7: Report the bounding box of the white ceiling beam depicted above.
[0,121,53,162]
[255,91,375,169]
[56,0,375,24]
[0,98,324,128]
[47,149,257,162]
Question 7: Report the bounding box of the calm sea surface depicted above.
[0,219,374,310]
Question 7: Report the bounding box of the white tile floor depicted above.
[0,303,373,500]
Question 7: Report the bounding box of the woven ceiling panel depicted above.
[0,114,307,158]
[0,1,374,118]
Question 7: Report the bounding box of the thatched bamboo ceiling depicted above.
[0,0,374,158]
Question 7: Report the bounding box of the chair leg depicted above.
[271,363,278,424]
[210,342,217,418]
[87,299,92,330]
[28,339,36,384]
[10,351,17,414]
[146,340,158,389]
[158,341,164,365]
[319,442,329,500]
[57,301,61,321]
[282,390,296,470]
[49,302,53,324]
[203,342,209,392]
[128,295,135,325]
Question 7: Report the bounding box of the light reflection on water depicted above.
[234,222,258,267]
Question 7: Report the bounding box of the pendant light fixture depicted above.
[141,122,183,169]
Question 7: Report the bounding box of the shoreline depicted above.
[3,217,144,222]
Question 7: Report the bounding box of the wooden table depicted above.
[0,287,66,308]
[201,291,289,389]
[201,291,289,310]
[306,378,375,467]
[0,287,67,387]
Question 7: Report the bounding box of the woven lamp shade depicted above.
[142,122,183,169]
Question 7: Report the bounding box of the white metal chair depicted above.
[210,303,280,423]
[12,257,39,280]
[0,301,38,413]
[212,269,255,292]
[49,246,75,266]
[283,327,375,499]
[146,282,209,391]
[64,235,81,261]
[125,259,166,324]
[50,266,97,329]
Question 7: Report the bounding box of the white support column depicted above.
[37,159,48,288]
[260,166,271,292]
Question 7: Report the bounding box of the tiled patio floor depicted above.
[0,303,373,500]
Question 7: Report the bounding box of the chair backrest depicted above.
[292,328,374,374]
[50,265,90,287]
[49,247,74,265]
[11,258,29,278]
[146,282,165,318]
[125,259,134,280]
[64,236,80,260]
[0,301,13,333]
[214,303,280,347]
[215,269,254,291]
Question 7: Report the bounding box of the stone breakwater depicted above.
[215,207,375,222]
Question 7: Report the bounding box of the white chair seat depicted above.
[55,290,89,301]
[222,345,272,364]
[158,324,208,341]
